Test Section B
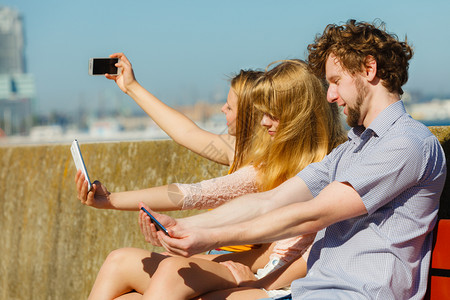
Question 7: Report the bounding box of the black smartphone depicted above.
[140,207,170,236]
[89,58,119,75]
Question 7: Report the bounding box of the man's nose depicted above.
[327,85,338,103]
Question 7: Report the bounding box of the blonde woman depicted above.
[84,59,346,299]
[76,63,263,213]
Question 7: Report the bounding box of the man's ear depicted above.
[363,56,377,82]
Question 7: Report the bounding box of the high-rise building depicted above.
[0,6,25,74]
[0,6,35,136]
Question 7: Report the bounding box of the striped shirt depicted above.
[292,101,446,299]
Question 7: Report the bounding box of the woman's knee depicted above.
[148,256,194,289]
[142,257,188,298]
[102,247,146,274]
[155,256,189,277]
[104,248,129,267]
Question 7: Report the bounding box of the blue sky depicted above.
[3,0,450,114]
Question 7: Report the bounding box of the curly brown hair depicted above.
[307,19,413,95]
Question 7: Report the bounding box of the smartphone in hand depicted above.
[70,139,92,191]
[140,207,170,236]
[89,58,119,75]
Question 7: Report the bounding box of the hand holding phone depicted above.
[71,139,92,191]
[140,207,170,236]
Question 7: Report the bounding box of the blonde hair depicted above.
[229,70,263,173]
[245,60,346,191]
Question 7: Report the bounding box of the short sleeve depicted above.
[338,134,431,214]
[297,143,347,197]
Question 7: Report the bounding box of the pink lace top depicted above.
[176,165,258,210]
[174,165,315,264]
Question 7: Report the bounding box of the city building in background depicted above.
[0,5,448,145]
[0,6,35,136]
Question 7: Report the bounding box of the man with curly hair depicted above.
[150,20,446,299]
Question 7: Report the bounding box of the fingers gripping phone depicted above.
[140,207,170,236]
[89,58,119,75]
[71,139,92,191]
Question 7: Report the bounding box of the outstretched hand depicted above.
[139,202,164,247]
[105,53,138,93]
[75,170,112,209]
[138,204,218,257]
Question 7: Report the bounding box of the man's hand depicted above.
[75,170,112,209]
[158,225,218,257]
[139,205,219,257]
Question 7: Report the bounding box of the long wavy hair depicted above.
[244,59,346,191]
[229,70,263,173]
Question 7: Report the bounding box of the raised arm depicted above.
[106,53,235,165]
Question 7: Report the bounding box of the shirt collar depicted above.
[348,100,406,140]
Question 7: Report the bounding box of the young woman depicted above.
[105,53,262,171]
[83,59,347,299]
[76,68,264,212]
[78,58,264,253]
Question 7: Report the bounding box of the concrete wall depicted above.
[0,126,449,299]
[0,140,227,300]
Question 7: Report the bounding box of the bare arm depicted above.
[106,53,235,165]
[109,184,183,211]
[157,179,367,256]
[75,170,183,211]
[76,165,256,212]
[208,181,367,245]
[179,176,313,229]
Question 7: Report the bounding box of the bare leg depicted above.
[88,248,169,300]
[197,287,269,300]
[114,292,142,299]
[141,256,240,300]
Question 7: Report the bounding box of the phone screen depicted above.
[140,207,170,236]
[90,58,119,75]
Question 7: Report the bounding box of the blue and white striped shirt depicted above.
[293,101,446,299]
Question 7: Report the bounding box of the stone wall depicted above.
[0,126,449,299]
[0,140,227,300]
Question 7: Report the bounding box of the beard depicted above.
[346,78,366,127]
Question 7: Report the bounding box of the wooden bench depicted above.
[426,219,450,299]
[425,127,450,299]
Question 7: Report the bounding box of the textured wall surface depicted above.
[0,140,227,300]
[0,127,449,299]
